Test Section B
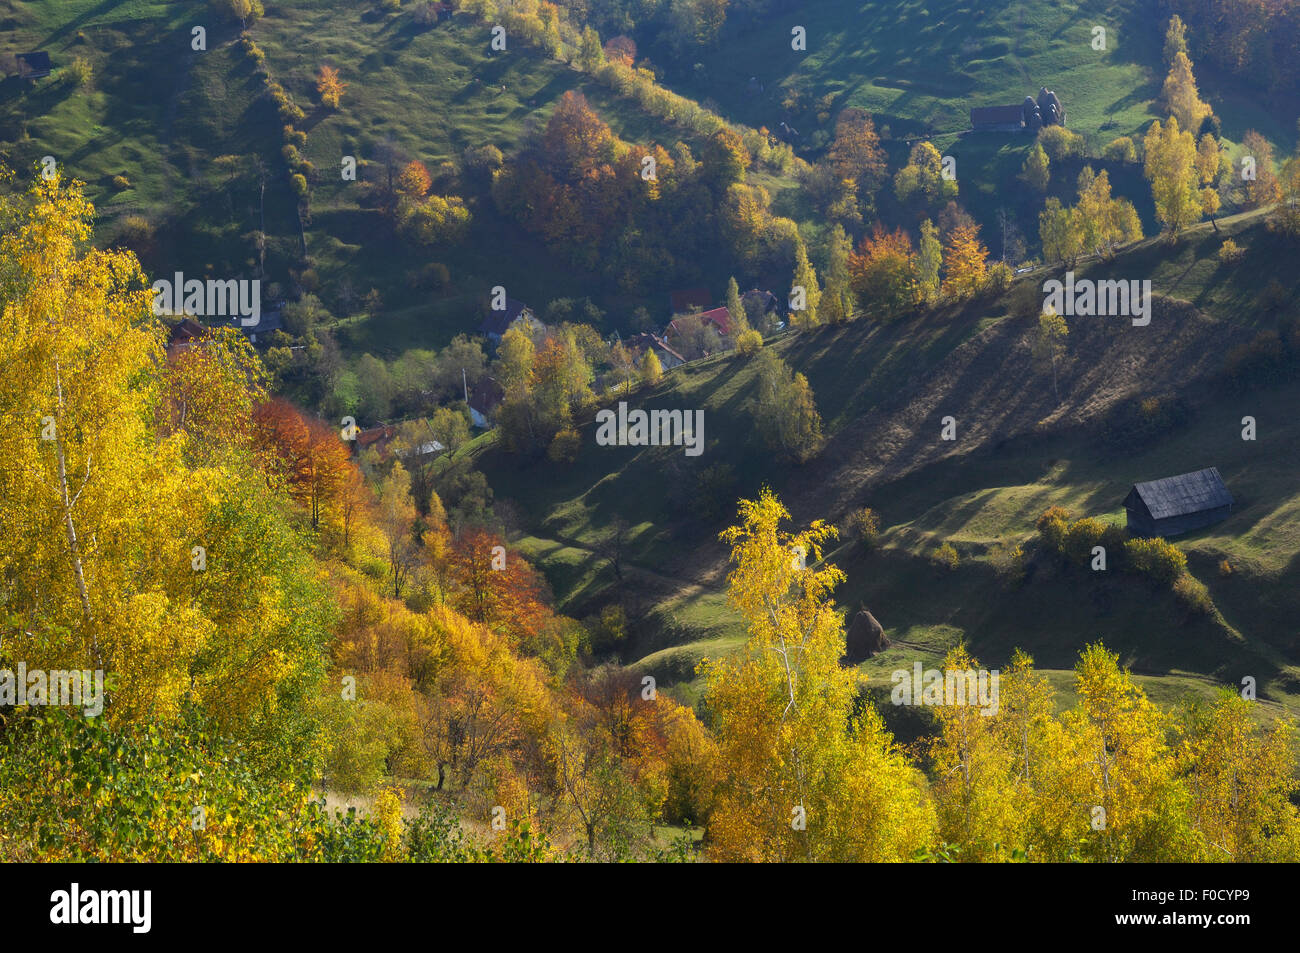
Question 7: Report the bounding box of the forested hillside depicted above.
[2,0,1300,867]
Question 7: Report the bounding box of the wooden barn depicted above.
[970,105,1026,133]
[17,52,52,80]
[1124,468,1233,538]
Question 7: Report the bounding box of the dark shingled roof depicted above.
[18,52,51,70]
[1129,468,1233,520]
[970,105,1024,126]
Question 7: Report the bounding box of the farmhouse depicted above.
[625,332,686,370]
[669,306,732,339]
[480,298,539,343]
[469,376,504,428]
[1124,467,1233,538]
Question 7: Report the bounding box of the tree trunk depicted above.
[52,364,99,668]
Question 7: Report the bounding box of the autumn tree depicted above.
[894,141,957,211]
[1021,142,1050,193]
[848,225,919,320]
[317,65,347,110]
[1144,116,1202,238]
[1195,133,1226,231]
[826,108,887,220]
[577,25,604,71]
[211,0,263,27]
[1072,167,1142,259]
[1162,51,1212,133]
[397,160,433,201]
[378,462,419,598]
[254,398,351,530]
[1242,130,1282,210]
[703,490,934,861]
[916,218,942,305]
[0,172,331,762]
[1181,690,1300,861]
[1039,197,1081,266]
[725,276,747,333]
[941,221,989,299]
[1062,644,1198,862]
[1163,14,1188,64]
[820,224,855,323]
[1033,307,1069,402]
[448,529,549,641]
[639,347,662,384]
[161,326,267,466]
[927,645,1027,859]
[701,127,751,192]
[750,349,823,463]
[789,240,822,328]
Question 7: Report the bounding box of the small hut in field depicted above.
[1124,467,1233,538]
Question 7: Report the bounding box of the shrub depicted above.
[1218,238,1245,263]
[547,427,581,464]
[68,56,93,89]
[1100,393,1190,450]
[845,507,880,548]
[291,173,309,198]
[212,0,265,25]
[1063,517,1111,565]
[1038,126,1086,161]
[1173,574,1214,616]
[1259,279,1288,313]
[419,261,451,290]
[986,261,1015,293]
[990,541,1028,583]
[111,174,131,190]
[690,462,738,520]
[285,126,308,148]
[117,214,154,247]
[279,100,306,124]
[414,2,439,26]
[932,542,960,571]
[1123,537,1187,585]
[1224,330,1289,391]
[1035,506,1072,553]
[1218,558,1233,577]
[1103,136,1138,162]
[735,328,763,355]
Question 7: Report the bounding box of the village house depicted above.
[469,376,504,428]
[625,332,686,370]
[480,298,541,344]
[1124,467,1233,538]
[166,317,207,358]
[669,306,732,339]
[355,424,397,460]
[353,424,445,462]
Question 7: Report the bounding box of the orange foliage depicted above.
[448,529,551,643]
[253,398,351,529]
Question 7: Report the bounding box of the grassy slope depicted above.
[661,0,1298,254]
[472,209,1300,714]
